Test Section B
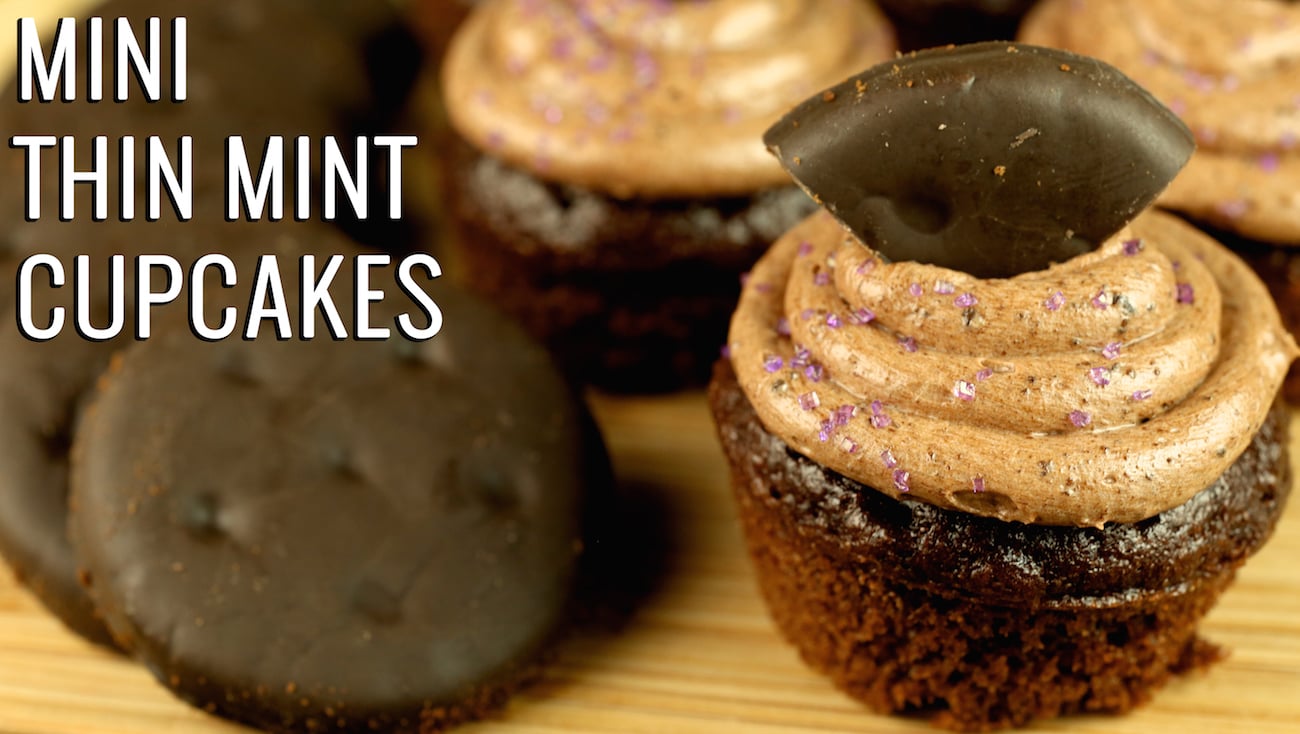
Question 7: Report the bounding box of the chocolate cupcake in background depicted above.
[1020,0,1300,399]
[710,43,1297,730]
[437,0,897,392]
[875,0,1038,51]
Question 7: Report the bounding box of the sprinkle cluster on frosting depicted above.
[1021,0,1300,244]
[442,0,896,198]
[728,209,1297,527]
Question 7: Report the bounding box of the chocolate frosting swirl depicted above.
[1021,0,1300,244]
[442,0,897,198]
[728,209,1296,527]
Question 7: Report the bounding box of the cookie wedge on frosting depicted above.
[710,41,1297,731]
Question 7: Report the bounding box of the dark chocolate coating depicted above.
[764,42,1196,278]
[0,213,345,650]
[69,275,602,733]
[0,319,118,648]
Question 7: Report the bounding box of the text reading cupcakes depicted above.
[1020,0,1300,398]
[438,0,897,391]
[710,43,1297,730]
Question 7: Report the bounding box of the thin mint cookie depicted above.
[0,216,337,649]
[70,277,605,732]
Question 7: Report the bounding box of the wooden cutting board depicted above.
[1,3,1298,733]
[1,390,1298,734]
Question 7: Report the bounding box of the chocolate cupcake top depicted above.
[1020,0,1300,244]
[726,44,1298,527]
[441,0,896,198]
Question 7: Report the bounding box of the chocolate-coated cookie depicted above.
[765,42,1194,278]
[0,215,335,649]
[70,276,604,732]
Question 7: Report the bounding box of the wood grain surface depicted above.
[1,2,1298,734]
[1,391,1299,734]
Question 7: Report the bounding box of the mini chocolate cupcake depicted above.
[438,0,897,391]
[710,43,1297,730]
[1020,0,1300,399]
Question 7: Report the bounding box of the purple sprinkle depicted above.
[1260,153,1281,173]
[763,355,784,373]
[798,391,820,411]
[805,363,825,382]
[801,308,816,321]
[953,380,976,402]
[813,271,831,287]
[870,400,885,415]
[1216,199,1249,220]
[1132,389,1153,402]
[1168,98,1187,115]
[871,412,892,429]
[776,317,791,336]
[1069,410,1092,428]
[826,314,842,329]
[791,347,811,369]
[1122,238,1143,256]
[632,49,659,89]
[833,404,857,427]
[1102,342,1122,360]
[551,36,574,60]
[975,368,993,382]
[893,469,911,493]
[839,436,859,454]
[954,292,978,308]
[1044,291,1066,311]
[585,101,609,125]
[739,271,751,286]
[486,131,506,149]
[881,448,898,468]
[1184,69,1215,93]
[1176,283,1195,305]
[754,282,773,294]
[899,336,918,353]
[856,259,877,275]
[588,51,613,73]
[797,241,814,257]
[934,280,956,295]
[720,344,732,359]
[1089,366,1111,387]
[972,476,985,493]
[818,419,834,443]
[849,308,876,325]
[909,283,923,297]
[1090,288,1110,310]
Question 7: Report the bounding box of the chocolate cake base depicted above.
[708,359,1290,731]
[443,138,816,392]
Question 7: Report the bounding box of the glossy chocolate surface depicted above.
[765,43,1195,278]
